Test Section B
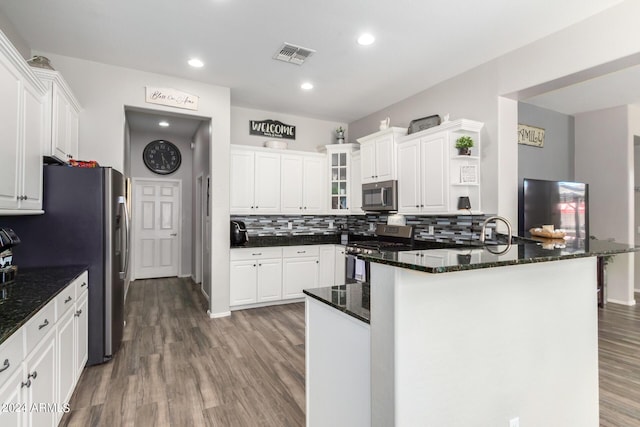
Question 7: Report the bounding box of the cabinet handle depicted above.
[64,296,73,304]
[415,205,419,208]
[21,379,31,388]
[255,206,259,209]
[297,251,306,254]
[38,319,49,330]
[28,371,37,380]
[251,206,254,209]
[75,309,82,317]
[0,359,9,373]
[253,264,256,267]
[299,207,302,210]
[170,233,177,236]
[252,253,262,256]
[258,263,262,266]
[304,207,307,210]
[421,204,424,208]
[81,282,87,288]
[316,260,319,264]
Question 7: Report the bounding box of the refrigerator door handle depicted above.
[118,196,130,280]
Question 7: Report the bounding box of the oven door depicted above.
[345,253,370,285]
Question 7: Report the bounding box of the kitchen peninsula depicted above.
[304,239,637,427]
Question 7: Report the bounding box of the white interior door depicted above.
[133,179,181,279]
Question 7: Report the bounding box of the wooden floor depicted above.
[60,279,640,426]
[59,277,306,426]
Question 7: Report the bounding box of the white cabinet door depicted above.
[334,246,346,286]
[52,84,70,161]
[374,135,395,181]
[397,140,421,214]
[21,80,45,210]
[230,150,255,214]
[283,257,319,299]
[24,330,57,427]
[280,155,304,213]
[303,156,325,213]
[360,143,376,184]
[350,154,362,213]
[74,294,88,381]
[57,308,75,407]
[257,258,282,302]
[421,135,448,212]
[318,246,335,287]
[230,260,257,306]
[0,54,22,210]
[0,368,24,427]
[67,106,79,160]
[254,152,281,213]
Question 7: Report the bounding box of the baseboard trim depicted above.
[230,298,305,311]
[200,287,210,301]
[208,310,231,319]
[178,273,191,278]
[607,298,637,306]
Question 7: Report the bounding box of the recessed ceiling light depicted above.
[159,121,170,127]
[188,58,204,68]
[357,33,375,46]
[301,82,314,90]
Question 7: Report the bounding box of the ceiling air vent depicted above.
[273,43,316,65]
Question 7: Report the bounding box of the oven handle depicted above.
[381,187,386,206]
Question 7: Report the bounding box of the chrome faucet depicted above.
[480,215,513,244]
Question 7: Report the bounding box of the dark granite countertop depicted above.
[358,239,638,274]
[304,282,370,324]
[231,234,343,248]
[0,265,88,345]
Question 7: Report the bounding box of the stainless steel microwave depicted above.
[362,180,398,212]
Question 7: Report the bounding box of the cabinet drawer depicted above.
[74,271,89,298]
[0,329,24,379]
[283,245,319,258]
[55,283,76,317]
[24,300,55,355]
[230,247,282,261]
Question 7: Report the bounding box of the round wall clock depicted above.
[142,140,182,175]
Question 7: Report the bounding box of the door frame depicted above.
[130,177,183,280]
[194,174,203,285]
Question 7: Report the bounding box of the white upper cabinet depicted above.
[281,153,326,213]
[357,127,406,184]
[31,68,81,163]
[230,147,281,214]
[325,144,360,214]
[0,30,47,214]
[397,119,483,214]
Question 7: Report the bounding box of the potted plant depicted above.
[455,135,474,155]
[336,126,345,144]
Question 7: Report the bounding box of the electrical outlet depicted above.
[288,222,293,230]
[509,417,519,427]
[328,220,334,229]
[428,225,435,235]
[485,228,492,240]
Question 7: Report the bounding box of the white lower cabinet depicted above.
[230,247,283,306]
[334,245,346,286]
[0,270,88,427]
[283,246,319,299]
[318,246,335,287]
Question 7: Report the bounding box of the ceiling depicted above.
[0,0,629,123]
[125,109,205,138]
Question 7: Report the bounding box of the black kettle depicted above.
[230,221,249,246]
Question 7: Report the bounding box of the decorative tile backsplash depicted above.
[231,214,500,244]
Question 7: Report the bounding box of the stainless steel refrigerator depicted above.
[2,165,130,365]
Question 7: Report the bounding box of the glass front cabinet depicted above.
[324,144,360,214]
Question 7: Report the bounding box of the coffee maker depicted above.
[0,228,20,285]
[230,221,249,246]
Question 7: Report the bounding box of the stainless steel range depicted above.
[345,224,413,284]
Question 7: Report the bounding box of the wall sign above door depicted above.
[518,123,545,148]
[145,86,199,111]
[250,119,296,140]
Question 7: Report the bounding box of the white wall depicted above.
[575,106,634,305]
[192,121,211,298]
[231,106,347,152]
[348,0,640,229]
[0,19,30,60]
[36,52,232,316]
[130,130,194,276]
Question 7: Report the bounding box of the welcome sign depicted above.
[250,119,296,140]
